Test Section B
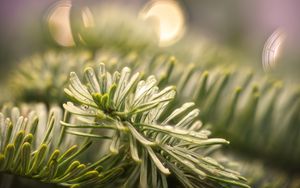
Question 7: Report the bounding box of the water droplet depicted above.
[139,0,186,47]
[81,104,89,110]
[262,28,286,72]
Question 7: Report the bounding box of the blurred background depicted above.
[0,0,300,79]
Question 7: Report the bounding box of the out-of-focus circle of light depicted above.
[139,0,186,47]
[77,6,95,45]
[262,29,286,72]
[81,7,95,29]
[47,0,75,47]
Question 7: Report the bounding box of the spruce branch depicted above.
[9,51,92,104]
[8,50,300,175]
[62,63,249,187]
[0,104,127,187]
[7,50,300,186]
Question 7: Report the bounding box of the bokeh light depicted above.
[262,28,286,72]
[81,7,95,29]
[139,0,186,47]
[47,0,75,47]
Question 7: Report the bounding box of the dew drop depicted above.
[81,104,89,110]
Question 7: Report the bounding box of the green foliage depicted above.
[237,159,300,188]
[61,63,249,187]
[6,49,300,187]
[2,4,299,187]
[0,104,126,187]
[90,52,300,171]
[160,63,300,170]
[9,51,91,103]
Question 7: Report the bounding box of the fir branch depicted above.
[9,51,92,104]
[7,49,300,187]
[62,63,249,188]
[0,104,127,187]
[7,49,300,180]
